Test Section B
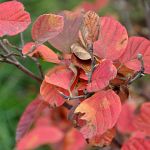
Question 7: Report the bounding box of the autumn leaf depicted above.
[121,136,150,150]
[16,96,48,142]
[0,1,31,37]
[87,59,117,92]
[22,42,60,63]
[94,17,128,60]
[119,37,150,74]
[32,14,64,43]
[89,128,116,147]
[49,10,83,53]
[16,126,64,150]
[45,65,75,91]
[81,11,100,46]
[63,128,87,150]
[74,90,121,139]
[40,80,66,107]
[117,101,136,134]
[133,102,150,136]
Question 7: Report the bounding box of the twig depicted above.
[20,32,25,47]
[59,91,92,100]
[128,53,145,84]
[30,57,44,79]
[87,43,96,83]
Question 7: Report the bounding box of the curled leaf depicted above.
[81,11,100,46]
[0,1,31,37]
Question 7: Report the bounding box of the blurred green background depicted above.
[0,0,149,150]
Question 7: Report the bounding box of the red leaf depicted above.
[74,90,121,139]
[89,128,116,147]
[16,96,48,142]
[121,136,150,150]
[87,59,117,92]
[63,128,87,150]
[117,101,136,134]
[119,37,150,74]
[45,66,74,91]
[40,80,66,107]
[49,10,83,53]
[93,17,128,60]
[22,42,60,63]
[133,102,150,136]
[0,1,31,37]
[16,126,64,150]
[32,14,64,43]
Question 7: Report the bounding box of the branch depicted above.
[128,53,145,84]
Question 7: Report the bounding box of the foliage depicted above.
[0,0,150,150]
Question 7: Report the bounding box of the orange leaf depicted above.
[74,90,121,139]
[0,1,31,37]
[22,42,60,63]
[94,17,128,60]
[32,14,64,43]
[87,59,117,92]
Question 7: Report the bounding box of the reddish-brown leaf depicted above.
[119,37,150,74]
[32,14,64,43]
[74,90,121,139]
[0,1,31,37]
[81,11,100,46]
[87,59,117,92]
[89,128,116,147]
[94,17,128,60]
[40,80,66,108]
[117,101,136,134]
[49,10,83,53]
[45,65,74,91]
[16,126,64,150]
[121,136,150,150]
[22,42,60,63]
[133,102,150,136]
[16,96,48,142]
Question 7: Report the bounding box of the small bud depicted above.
[2,39,8,44]
[137,53,142,60]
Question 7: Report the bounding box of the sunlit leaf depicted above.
[0,1,31,37]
